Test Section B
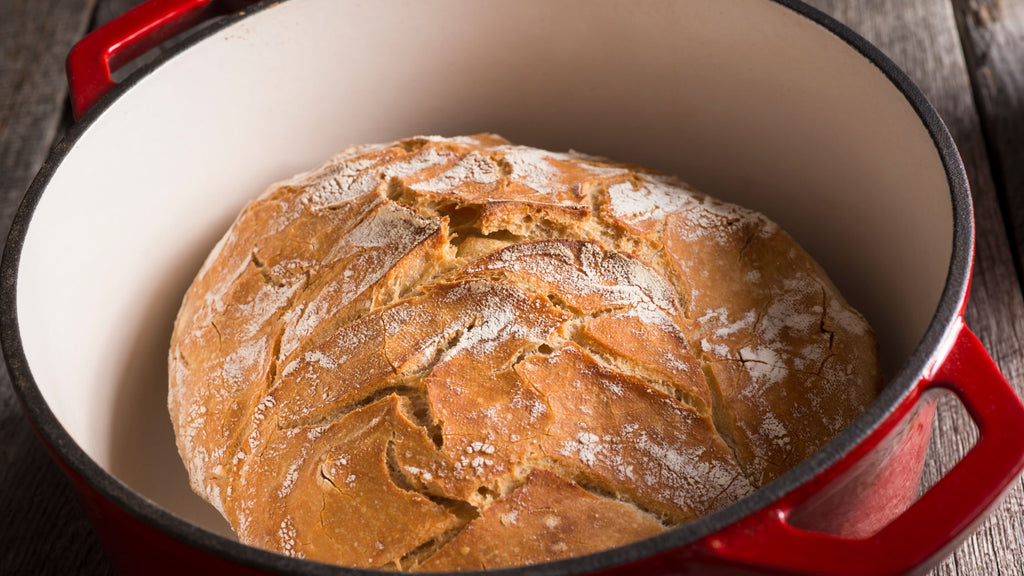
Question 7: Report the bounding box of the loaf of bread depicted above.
[169,134,880,570]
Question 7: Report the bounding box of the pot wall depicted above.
[12,0,956,566]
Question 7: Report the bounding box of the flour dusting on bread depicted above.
[169,135,880,570]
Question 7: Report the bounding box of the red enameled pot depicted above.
[4,1,1024,575]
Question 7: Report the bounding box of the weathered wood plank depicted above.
[806,1,1024,575]
[953,0,1024,287]
[0,1,107,574]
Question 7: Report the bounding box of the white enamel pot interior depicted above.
[4,0,971,574]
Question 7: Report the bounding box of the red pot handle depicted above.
[65,0,255,119]
[697,320,1024,576]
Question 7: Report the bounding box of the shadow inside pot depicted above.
[107,235,235,540]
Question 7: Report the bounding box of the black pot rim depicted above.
[0,1,973,575]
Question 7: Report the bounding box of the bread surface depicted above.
[168,134,880,570]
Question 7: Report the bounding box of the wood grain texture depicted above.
[953,0,1024,288]
[807,1,1024,575]
[1,1,107,574]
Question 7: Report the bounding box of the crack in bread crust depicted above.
[169,134,881,570]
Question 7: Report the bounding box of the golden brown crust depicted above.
[169,134,880,569]
[415,469,666,571]
[661,200,881,485]
[228,394,462,568]
[515,343,752,524]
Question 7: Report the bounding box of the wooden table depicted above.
[2,1,1023,574]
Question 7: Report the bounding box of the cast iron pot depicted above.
[5,0,1024,574]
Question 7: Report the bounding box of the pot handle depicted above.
[65,0,255,119]
[697,321,1024,576]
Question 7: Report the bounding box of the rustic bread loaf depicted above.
[168,134,880,570]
